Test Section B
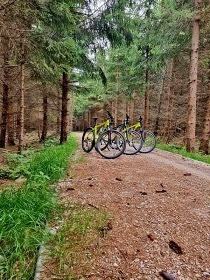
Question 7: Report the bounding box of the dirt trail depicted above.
[48,133,210,279]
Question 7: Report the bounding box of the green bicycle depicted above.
[82,111,126,159]
[129,114,157,153]
[114,115,143,155]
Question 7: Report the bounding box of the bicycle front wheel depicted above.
[124,130,143,155]
[96,130,126,159]
[139,130,156,153]
[82,127,94,153]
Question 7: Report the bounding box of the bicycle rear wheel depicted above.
[96,130,126,159]
[124,130,143,155]
[82,127,94,152]
[139,130,156,153]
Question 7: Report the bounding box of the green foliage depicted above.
[29,0,86,83]
[74,78,111,116]
[27,136,78,185]
[42,136,60,147]
[72,0,194,117]
[157,142,210,164]
[0,151,32,180]
[0,135,78,279]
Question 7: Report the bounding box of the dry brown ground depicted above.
[40,133,210,280]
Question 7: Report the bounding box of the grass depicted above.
[0,133,108,280]
[157,142,210,165]
[47,204,111,279]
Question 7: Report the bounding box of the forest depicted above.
[0,0,209,154]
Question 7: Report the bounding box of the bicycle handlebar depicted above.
[125,113,143,126]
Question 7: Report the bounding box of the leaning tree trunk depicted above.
[199,95,210,154]
[186,0,202,152]
[60,71,69,144]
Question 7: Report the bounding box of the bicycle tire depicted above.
[82,127,95,153]
[96,130,126,159]
[124,130,143,155]
[138,130,156,153]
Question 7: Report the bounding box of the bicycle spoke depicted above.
[139,130,156,153]
[96,130,126,159]
[124,130,143,155]
[82,128,94,152]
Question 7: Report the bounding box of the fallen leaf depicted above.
[183,173,191,176]
[156,189,167,193]
[116,177,123,181]
[147,233,155,241]
[98,221,113,237]
[169,240,183,254]
[159,270,175,280]
[66,187,75,191]
[140,191,147,195]
[88,203,99,209]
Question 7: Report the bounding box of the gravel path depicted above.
[40,133,210,280]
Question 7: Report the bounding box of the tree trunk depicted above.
[68,92,74,132]
[186,0,202,152]
[154,71,166,136]
[0,35,10,148]
[7,95,16,146]
[40,89,48,141]
[18,40,25,154]
[60,71,69,144]
[56,90,61,135]
[144,53,149,130]
[129,91,136,124]
[165,59,175,143]
[144,0,153,130]
[199,95,210,154]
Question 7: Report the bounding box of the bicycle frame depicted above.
[92,119,111,143]
[82,111,126,158]
[116,120,140,134]
[123,114,156,153]
[128,122,141,131]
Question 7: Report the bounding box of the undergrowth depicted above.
[0,134,81,279]
[157,142,210,164]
